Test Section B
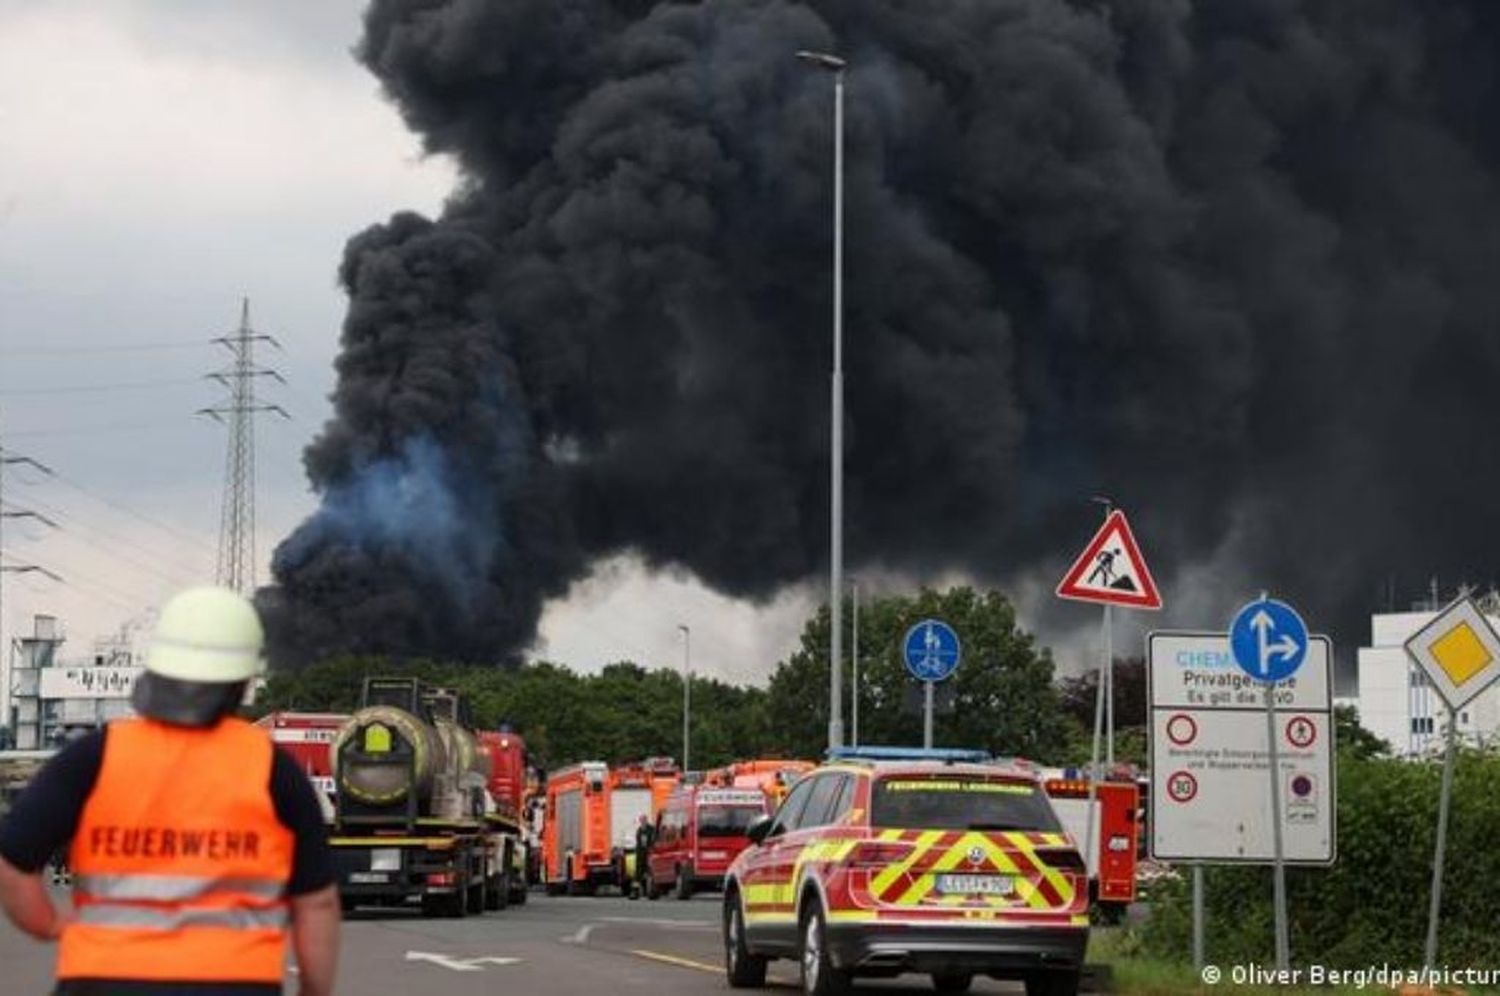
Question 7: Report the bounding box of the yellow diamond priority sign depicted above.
[1404,596,1500,710]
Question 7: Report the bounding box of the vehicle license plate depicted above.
[935,874,1013,896]
[349,872,390,884]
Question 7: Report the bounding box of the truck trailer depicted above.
[328,678,527,917]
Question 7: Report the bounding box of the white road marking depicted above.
[596,916,715,930]
[563,924,596,945]
[404,950,522,972]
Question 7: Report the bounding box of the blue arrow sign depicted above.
[1229,597,1309,683]
[903,619,962,683]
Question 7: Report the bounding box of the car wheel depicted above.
[799,903,851,996]
[675,866,695,900]
[724,893,768,988]
[932,972,973,993]
[1024,970,1081,996]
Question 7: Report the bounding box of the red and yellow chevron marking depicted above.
[740,829,1082,926]
[861,830,1077,912]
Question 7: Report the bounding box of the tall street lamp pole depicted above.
[678,623,691,772]
[797,48,847,753]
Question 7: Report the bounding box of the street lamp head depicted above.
[796,50,846,72]
[677,623,690,637]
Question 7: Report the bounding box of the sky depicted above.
[0,0,818,684]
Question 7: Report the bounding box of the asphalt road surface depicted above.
[0,890,1054,994]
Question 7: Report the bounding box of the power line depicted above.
[2,419,192,440]
[3,493,207,590]
[0,377,203,397]
[0,340,208,357]
[46,470,217,559]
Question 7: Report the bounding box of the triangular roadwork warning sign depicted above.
[1055,509,1163,610]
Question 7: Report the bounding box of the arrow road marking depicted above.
[405,951,521,972]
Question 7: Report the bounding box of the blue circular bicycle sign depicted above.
[903,619,962,683]
[1229,597,1309,683]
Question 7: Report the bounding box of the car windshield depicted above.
[698,804,765,837]
[871,776,1061,832]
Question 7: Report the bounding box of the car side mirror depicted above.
[746,815,774,845]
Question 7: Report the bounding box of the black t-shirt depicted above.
[0,725,335,896]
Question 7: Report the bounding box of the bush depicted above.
[1142,746,1500,967]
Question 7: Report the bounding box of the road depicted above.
[0,890,1058,994]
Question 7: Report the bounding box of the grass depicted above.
[1086,928,1497,996]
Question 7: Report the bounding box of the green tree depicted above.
[766,586,1074,762]
[1333,704,1389,760]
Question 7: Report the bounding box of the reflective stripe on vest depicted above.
[75,904,289,931]
[74,873,286,903]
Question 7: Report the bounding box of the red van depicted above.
[648,787,769,899]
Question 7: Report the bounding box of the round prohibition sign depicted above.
[1285,715,1317,749]
[1166,713,1198,746]
[1166,770,1198,803]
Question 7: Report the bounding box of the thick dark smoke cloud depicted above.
[263,0,1500,666]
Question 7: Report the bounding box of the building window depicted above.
[1461,711,1469,726]
[1411,716,1435,735]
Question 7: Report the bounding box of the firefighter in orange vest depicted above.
[0,587,340,995]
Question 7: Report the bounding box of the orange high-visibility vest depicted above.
[59,717,295,984]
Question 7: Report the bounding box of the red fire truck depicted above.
[1040,770,1141,919]
[254,711,346,817]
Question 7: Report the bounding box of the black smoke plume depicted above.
[262,0,1500,666]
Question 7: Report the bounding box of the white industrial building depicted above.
[2,614,146,750]
[1353,602,1500,756]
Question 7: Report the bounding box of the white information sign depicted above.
[38,666,143,700]
[1148,632,1335,865]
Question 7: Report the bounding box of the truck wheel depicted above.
[675,866,694,900]
[466,876,486,915]
[484,870,505,911]
[509,875,528,906]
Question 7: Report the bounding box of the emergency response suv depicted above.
[722,748,1088,996]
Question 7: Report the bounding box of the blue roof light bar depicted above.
[826,746,993,764]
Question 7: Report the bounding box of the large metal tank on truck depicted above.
[332,682,490,822]
[329,678,526,916]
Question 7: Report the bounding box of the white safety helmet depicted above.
[143,586,265,683]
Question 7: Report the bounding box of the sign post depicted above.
[902,620,961,748]
[1056,507,1162,901]
[1229,596,1310,973]
[1402,596,1500,970]
[1149,628,1334,974]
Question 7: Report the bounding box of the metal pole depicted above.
[827,66,846,753]
[923,681,934,749]
[1082,606,1108,886]
[1266,680,1289,971]
[0,422,6,737]
[1105,604,1115,767]
[851,580,860,747]
[1192,865,1206,971]
[1425,713,1459,969]
[678,624,691,772]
